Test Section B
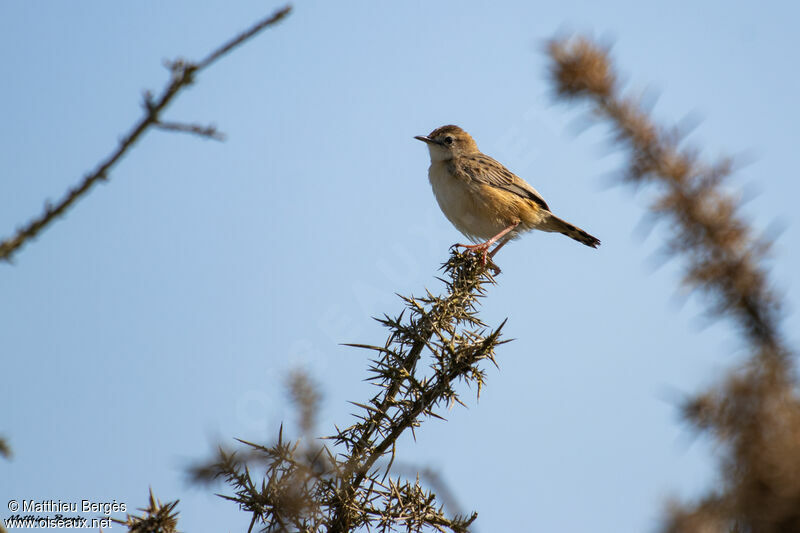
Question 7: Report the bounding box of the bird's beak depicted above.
[414,135,439,145]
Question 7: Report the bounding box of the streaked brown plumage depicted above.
[415,125,599,267]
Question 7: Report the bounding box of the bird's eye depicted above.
[444,136,454,145]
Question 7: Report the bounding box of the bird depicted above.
[415,125,600,270]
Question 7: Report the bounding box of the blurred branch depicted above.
[0,436,10,460]
[547,36,786,357]
[153,120,226,141]
[287,368,323,437]
[0,5,291,263]
[547,36,798,533]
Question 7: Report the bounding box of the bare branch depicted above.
[153,120,226,141]
[196,6,291,70]
[0,5,291,263]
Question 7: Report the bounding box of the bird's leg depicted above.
[488,235,513,259]
[455,222,520,266]
[482,236,516,274]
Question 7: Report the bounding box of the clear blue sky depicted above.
[2,1,799,531]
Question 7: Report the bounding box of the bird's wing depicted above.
[465,154,550,211]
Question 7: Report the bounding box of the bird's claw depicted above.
[452,242,502,274]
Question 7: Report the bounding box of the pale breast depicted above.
[428,162,507,242]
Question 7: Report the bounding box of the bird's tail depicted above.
[544,213,601,248]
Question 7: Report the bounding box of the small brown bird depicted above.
[415,125,599,268]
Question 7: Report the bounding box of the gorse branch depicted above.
[547,36,799,533]
[548,37,784,356]
[0,5,291,263]
[330,251,502,532]
[113,489,179,533]
[192,251,503,532]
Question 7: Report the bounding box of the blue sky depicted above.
[2,1,799,531]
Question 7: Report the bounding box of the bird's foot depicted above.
[452,242,501,274]
[453,241,489,251]
[453,241,489,262]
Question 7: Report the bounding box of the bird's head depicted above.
[415,125,478,161]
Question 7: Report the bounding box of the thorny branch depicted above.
[190,251,501,533]
[547,36,798,533]
[112,489,179,533]
[0,5,291,263]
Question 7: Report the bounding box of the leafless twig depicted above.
[0,5,291,263]
[153,120,226,141]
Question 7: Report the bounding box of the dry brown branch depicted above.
[0,436,10,459]
[0,5,291,263]
[287,368,323,436]
[547,36,798,533]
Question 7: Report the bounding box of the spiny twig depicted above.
[112,489,179,533]
[190,251,500,533]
